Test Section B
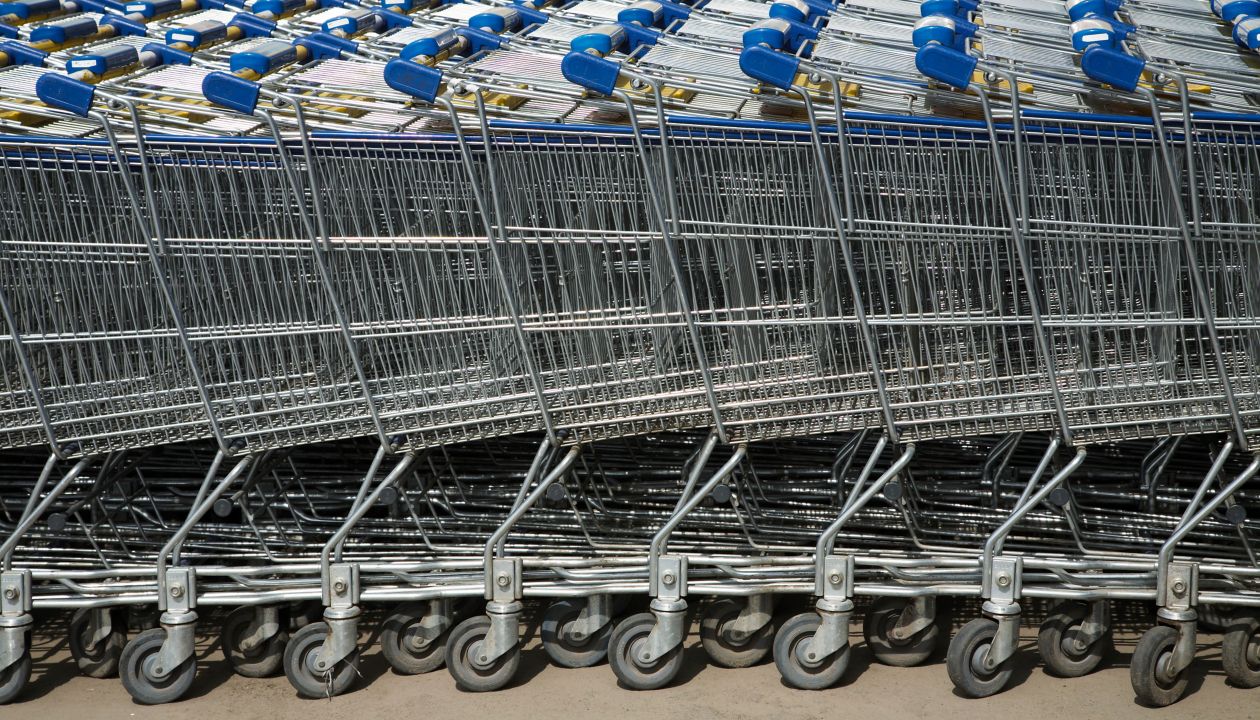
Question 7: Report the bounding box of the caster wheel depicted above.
[119,628,197,705]
[541,599,612,668]
[1131,625,1189,707]
[863,598,940,668]
[1037,601,1110,678]
[1223,615,1260,688]
[381,602,448,675]
[946,618,1013,698]
[772,612,849,690]
[69,608,126,678]
[608,613,683,690]
[699,599,773,668]
[0,650,31,704]
[445,615,520,692]
[221,607,287,678]
[282,622,360,699]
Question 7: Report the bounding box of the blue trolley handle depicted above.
[559,22,661,96]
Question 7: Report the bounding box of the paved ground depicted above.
[5,617,1255,720]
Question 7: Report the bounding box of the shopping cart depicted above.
[1,0,1259,709]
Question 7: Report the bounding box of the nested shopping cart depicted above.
[1,0,1259,709]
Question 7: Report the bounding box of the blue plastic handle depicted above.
[100,14,147,35]
[560,50,620,95]
[36,72,97,116]
[915,42,976,90]
[142,41,193,65]
[383,57,442,102]
[1234,16,1260,51]
[0,39,47,64]
[202,69,261,114]
[738,44,799,91]
[1079,45,1144,92]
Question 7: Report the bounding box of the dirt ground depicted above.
[4,614,1255,720]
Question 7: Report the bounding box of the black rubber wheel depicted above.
[1037,601,1110,678]
[772,612,849,690]
[540,599,612,669]
[119,627,198,705]
[1131,624,1190,707]
[608,612,683,690]
[0,651,31,704]
[863,598,940,668]
[282,621,360,699]
[699,598,773,669]
[69,608,126,678]
[946,618,1013,698]
[380,602,448,675]
[445,615,520,692]
[1223,615,1260,688]
[221,606,288,678]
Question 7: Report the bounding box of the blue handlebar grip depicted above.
[70,0,121,11]
[100,14,147,35]
[30,16,97,45]
[383,57,441,102]
[915,43,976,89]
[0,22,16,39]
[377,8,410,29]
[142,41,193,64]
[0,39,47,64]
[399,27,459,60]
[1215,0,1260,20]
[1080,45,1143,92]
[298,30,354,58]
[66,43,138,74]
[738,45,799,91]
[36,72,96,116]
[457,26,502,55]
[229,12,276,36]
[202,69,261,114]
[560,50,620,96]
[511,2,546,26]
[229,38,296,74]
[1065,0,1122,21]
[0,0,58,19]
[1234,16,1260,51]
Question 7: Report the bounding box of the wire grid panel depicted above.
[1010,114,1237,444]
[661,119,888,442]
[135,137,392,452]
[0,138,212,455]
[456,123,722,444]
[1184,115,1260,453]
[663,116,1063,442]
[305,135,548,448]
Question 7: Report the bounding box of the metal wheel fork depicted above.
[475,443,583,665]
[977,443,1088,670]
[313,450,418,672]
[565,595,614,646]
[237,606,282,655]
[145,454,256,680]
[888,596,937,644]
[638,446,749,665]
[0,455,95,672]
[1152,454,1260,679]
[802,441,916,664]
